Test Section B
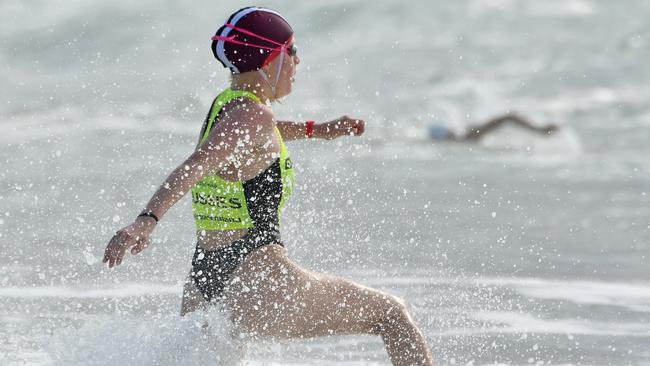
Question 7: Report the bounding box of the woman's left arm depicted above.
[276,115,365,140]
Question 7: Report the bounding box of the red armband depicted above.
[305,120,315,138]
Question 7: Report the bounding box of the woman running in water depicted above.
[103,7,435,366]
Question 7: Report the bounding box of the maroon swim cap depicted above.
[212,7,294,74]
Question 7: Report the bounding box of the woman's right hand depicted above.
[317,116,365,140]
[103,217,156,268]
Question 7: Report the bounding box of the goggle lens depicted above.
[286,44,298,57]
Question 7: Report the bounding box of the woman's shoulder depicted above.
[215,99,276,139]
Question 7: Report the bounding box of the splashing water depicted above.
[44,308,245,366]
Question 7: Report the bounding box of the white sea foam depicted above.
[470,277,650,313]
[523,0,597,17]
[360,276,650,313]
[479,127,583,159]
[6,277,649,313]
[469,310,650,337]
[44,307,244,366]
[0,109,196,144]
[0,283,180,299]
[507,279,650,313]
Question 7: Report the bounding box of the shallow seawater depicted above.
[2,274,649,365]
[1,0,649,365]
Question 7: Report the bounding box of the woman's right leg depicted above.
[224,245,435,366]
[180,271,206,316]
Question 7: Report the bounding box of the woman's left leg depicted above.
[223,245,435,366]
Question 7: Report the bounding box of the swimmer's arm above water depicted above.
[462,113,558,141]
[103,104,275,268]
[276,115,366,140]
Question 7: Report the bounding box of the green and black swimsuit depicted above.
[190,88,295,302]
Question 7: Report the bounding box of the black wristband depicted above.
[137,211,159,223]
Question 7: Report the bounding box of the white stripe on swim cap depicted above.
[215,7,289,74]
[216,7,258,73]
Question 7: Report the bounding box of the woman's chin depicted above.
[280,85,293,98]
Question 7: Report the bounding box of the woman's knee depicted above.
[370,293,413,335]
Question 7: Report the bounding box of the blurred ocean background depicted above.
[1,0,649,365]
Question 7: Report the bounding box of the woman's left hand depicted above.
[316,116,365,140]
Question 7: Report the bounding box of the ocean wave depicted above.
[6,276,649,312]
[360,275,650,313]
[0,282,180,299]
[470,310,650,337]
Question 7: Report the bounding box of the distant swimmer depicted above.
[428,113,558,142]
[103,6,435,366]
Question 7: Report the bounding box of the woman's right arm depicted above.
[102,141,229,268]
[103,102,273,268]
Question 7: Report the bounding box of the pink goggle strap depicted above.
[210,35,280,51]
[223,24,285,47]
[211,23,287,51]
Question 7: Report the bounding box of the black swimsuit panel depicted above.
[190,159,284,302]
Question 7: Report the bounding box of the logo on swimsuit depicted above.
[284,157,293,170]
[193,191,243,209]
